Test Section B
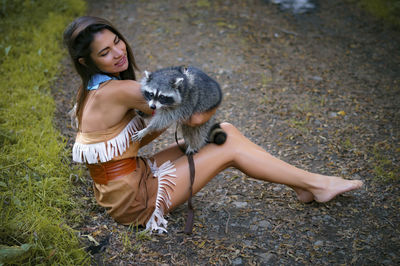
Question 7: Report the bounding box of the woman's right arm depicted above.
[110,80,166,146]
[112,79,153,114]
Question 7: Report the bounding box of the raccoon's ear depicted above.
[180,66,189,76]
[183,67,189,76]
[174,77,184,88]
[144,70,151,81]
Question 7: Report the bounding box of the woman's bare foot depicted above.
[291,186,315,203]
[310,175,363,203]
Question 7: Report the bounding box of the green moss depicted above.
[372,144,399,182]
[0,0,89,264]
[343,138,353,150]
[357,0,400,28]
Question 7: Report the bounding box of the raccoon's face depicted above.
[141,69,185,110]
[142,87,180,110]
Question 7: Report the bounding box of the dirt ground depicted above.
[53,0,399,264]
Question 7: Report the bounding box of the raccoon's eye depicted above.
[144,91,154,99]
[159,95,174,105]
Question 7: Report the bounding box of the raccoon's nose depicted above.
[150,104,156,110]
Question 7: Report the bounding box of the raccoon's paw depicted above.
[132,129,146,142]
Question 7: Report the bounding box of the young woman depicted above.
[64,16,363,233]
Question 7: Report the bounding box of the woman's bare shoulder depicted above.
[104,79,140,92]
[98,79,151,113]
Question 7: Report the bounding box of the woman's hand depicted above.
[184,108,217,127]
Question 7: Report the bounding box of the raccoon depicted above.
[132,65,225,154]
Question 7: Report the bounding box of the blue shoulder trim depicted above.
[87,74,119,91]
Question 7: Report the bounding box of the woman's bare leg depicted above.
[151,140,185,164]
[240,136,315,202]
[152,123,363,210]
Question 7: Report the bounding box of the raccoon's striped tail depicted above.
[208,123,227,145]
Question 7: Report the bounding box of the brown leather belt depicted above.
[87,158,137,185]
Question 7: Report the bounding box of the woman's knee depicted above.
[220,122,243,139]
[219,122,247,148]
[220,122,236,133]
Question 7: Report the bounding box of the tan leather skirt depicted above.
[91,157,176,232]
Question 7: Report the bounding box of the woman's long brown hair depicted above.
[63,16,139,129]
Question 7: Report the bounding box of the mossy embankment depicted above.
[358,0,400,28]
[0,0,89,264]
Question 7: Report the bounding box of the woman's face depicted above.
[89,29,128,75]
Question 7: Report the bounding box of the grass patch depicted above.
[356,0,400,28]
[372,143,399,182]
[0,0,89,264]
[287,118,308,134]
[120,225,152,253]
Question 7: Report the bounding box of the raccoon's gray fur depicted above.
[132,65,223,154]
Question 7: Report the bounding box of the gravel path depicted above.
[53,0,399,264]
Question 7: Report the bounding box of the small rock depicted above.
[232,201,248,208]
[323,215,334,222]
[243,240,253,246]
[329,112,338,118]
[250,225,257,231]
[258,220,271,228]
[272,186,282,192]
[311,75,323,81]
[314,240,324,248]
[257,252,276,263]
[382,259,393,265]
[232,257,243,265]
